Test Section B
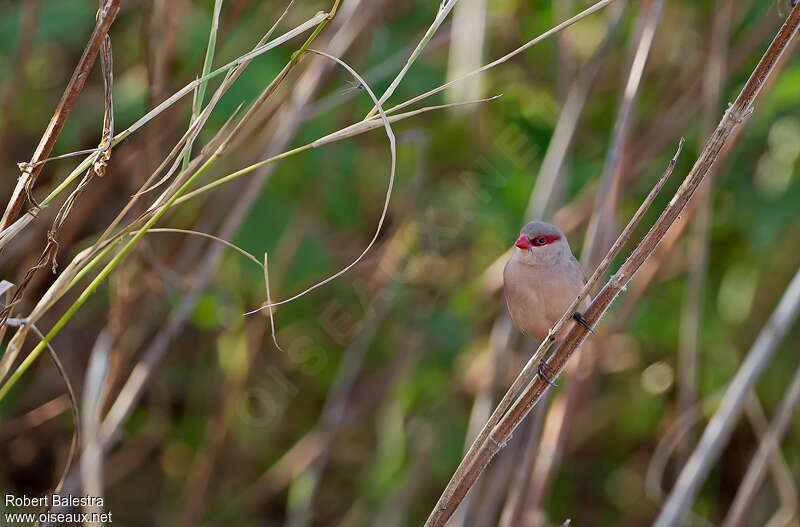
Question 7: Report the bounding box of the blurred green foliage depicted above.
[0,0,799,526]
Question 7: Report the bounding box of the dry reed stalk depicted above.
[524,1,666,515]
[425,6,800,523]
[498,388,550,527]
[425,135,684,526]
[0,0,120,238]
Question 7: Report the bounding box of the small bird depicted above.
[503,221,592,345]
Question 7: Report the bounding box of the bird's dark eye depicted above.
[534,236,547,246]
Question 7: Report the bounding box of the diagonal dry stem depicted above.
[0,5,341,402]
[364,0,460,119]
[424,137,684,526]
[0,9,328,252]
[426,139,684,525]
[524,0,668,513]
[0,0,120,239]
[654,263,800,527]
[426,6,800,522]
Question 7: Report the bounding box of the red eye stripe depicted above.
[531,234,561,247]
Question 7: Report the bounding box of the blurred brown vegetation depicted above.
[0,1,799,526]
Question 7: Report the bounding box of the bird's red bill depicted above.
[515,235,532,249]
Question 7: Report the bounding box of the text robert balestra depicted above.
[5,494,105,507]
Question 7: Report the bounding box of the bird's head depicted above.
[512,221,571,266]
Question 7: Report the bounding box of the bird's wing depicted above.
[570,255,589,284]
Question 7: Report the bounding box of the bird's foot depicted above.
[573,312,594,333]
[538,361,558,387]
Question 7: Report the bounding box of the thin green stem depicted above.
[3,11,327,227]
[183,0,223,171]
[0,3,341,402]
[364,0,458,119]
[176,145,310,206]
[0,155,217,401]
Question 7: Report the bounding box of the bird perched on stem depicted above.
[503,221,591,349]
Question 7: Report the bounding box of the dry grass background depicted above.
[0,1,799,526]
